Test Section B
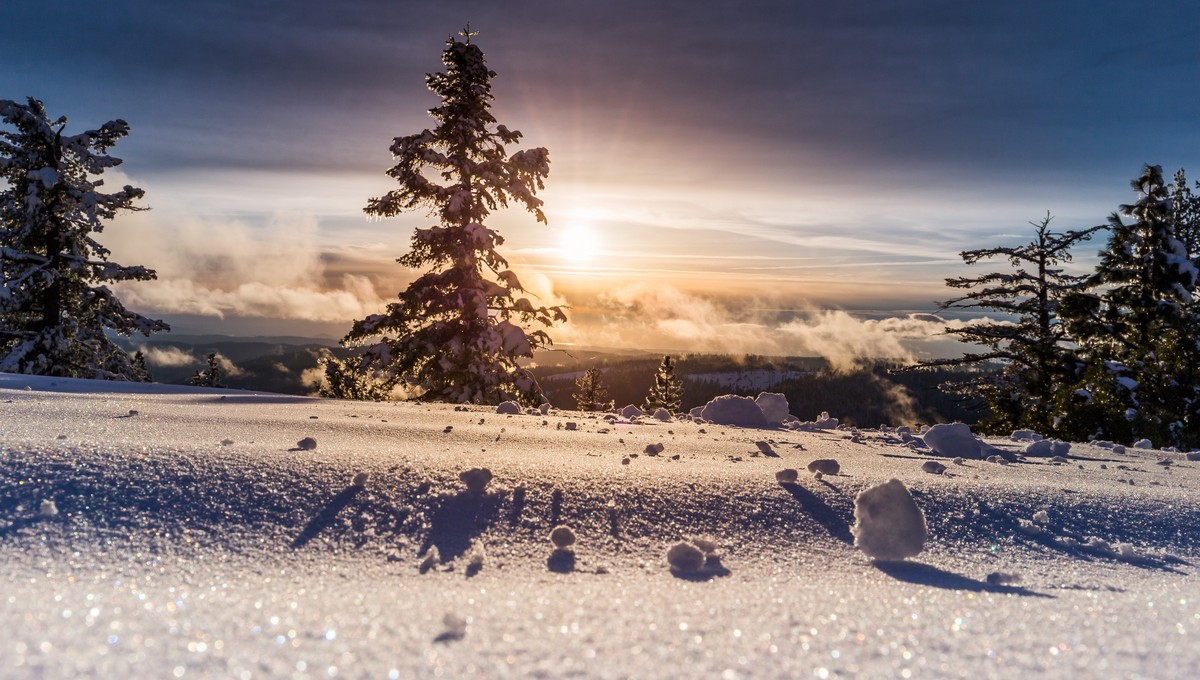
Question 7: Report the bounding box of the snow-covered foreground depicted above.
[2,374,1198,678]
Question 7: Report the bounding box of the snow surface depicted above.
[2,373,1200,678]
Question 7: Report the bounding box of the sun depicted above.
[557,222,602,265]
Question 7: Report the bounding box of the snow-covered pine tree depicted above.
[317,354,394,401]
[0,98,167,379]
[919,214,1102,435]
[341,30,566,406]
[1061,165,1200,446]
[188,353,225,388]
[1169,168,1200,262]
[573,368,613,412]
[643,354,684,414]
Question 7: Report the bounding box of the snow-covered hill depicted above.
[1,374,1197,678]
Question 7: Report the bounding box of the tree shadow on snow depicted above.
[779,482,854,545]
[547,549,576,573]
[418,491,503,563]
[874,561,1052,598]
[291,484,364,548]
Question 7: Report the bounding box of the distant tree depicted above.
[643,355,684,413]
[131,350,151,382]
[340,29,566,406]
[573,368,613,412]
[0,97,167,379]
[919,214,1102,435]
[1061,165,1200,445]
[1169,168,1200,261]
[188,353,225,388]
[318,354,394,401]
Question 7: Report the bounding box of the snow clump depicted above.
[496,401,521,415]
[620,405,644,419]
[644,443,665,456]
[699,395,768,428]
[666,541,707,572]
[1011,430,1043,442]
[807,459,840,475]
[652,408,672,422]
[539,403,551,415]
[775,468,799,483]
[459,468,493,494]
[351,472,369,487]
[1024,439,1070,457]
[921,460,946,475]
[296,437,317,451]
[810,411,839,429]
[852,479,927,561]
[39,499,58,517]
[1133,439,1153,449]
[549,525,576,550]
[921,423,981,459]
[755,392,791,425]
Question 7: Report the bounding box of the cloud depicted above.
[211,352,245,378]
[136,345,197,367]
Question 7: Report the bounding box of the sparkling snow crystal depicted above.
[852,479,927,561]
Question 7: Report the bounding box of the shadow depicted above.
[550,488,564,526]
[291,484,364,548]
[465,559,483,578]
[778,482,854,545]
[671,555,732,582]
[508,486,526,526]
[418,491,503,563]
[547,549,576,573]
[874,561,1052,598]
[0,515,46,538]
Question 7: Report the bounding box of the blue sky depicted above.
[2,0,1198,357]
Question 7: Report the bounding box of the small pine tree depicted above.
[918,214,1102,434]
[341,29,566,406]
[188,353,226,388]
[573,368,613,412]
[318,354,394,401]
[643,355,684,413]
[0,98,167,379]
[131,350,151,383]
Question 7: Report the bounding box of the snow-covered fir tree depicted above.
[573,368,613,412]
[188,353,225,388]
[0,98,166,379]
[643,355,684,414]
[317,354,393,401]
[341,30,566,405]
[920,214,1102,435]
[1061,165,1200,446]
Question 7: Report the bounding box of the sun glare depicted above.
[557,223,602,265]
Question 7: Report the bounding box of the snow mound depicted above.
[1133,439,1153,449]
[651,408,672,422]
[699,395,768,428]
[496,401,521,415]
[920,423,981,459]
[775,469,799,483]
[619,404,644,419]
[1024,439,1070,457]
[852,479,927,561]
[807,459,840,475]
[754,392,790,425]
[549,525,576,549]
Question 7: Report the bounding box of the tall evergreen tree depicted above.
[573,368,613,412]
[0,98,167,379]
[341,30,566,405]
[920,214,1102,434]
[643,354,684,413]
[1061,165,1200,445]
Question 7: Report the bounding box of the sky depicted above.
[3,0,1199,361]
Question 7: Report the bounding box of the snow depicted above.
[496,401,521,414]
[921,422,983,459]
[754,392,791,425]
[2,374,1200,678]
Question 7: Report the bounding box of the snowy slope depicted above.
[1,373,1198,678]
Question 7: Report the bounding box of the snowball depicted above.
[807,459,840,475]
[666,541,706,572]
[549,525,576,549]
[39,499,58,517]
[1024,440,1054,457]
[1112,445,1126,454]
[754,392,791,425]
[351,472,369,487]
[1032,510,1049,525]
[296,437,317,451]
[952,457,965,466]
[1133,439,1153,449]
[652,408,672,422]
[920,423,981,459]
[775,469,799,483]
[852,479,927,561]
[564,422,578,431]
[755,441,775,455]
[921,460,946,475]
[699,395,768,428]
[496,401,520,415]
[644,443,664,456]
[620,404,644,419]
[539,403,551,415]
[459,467,493,494]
